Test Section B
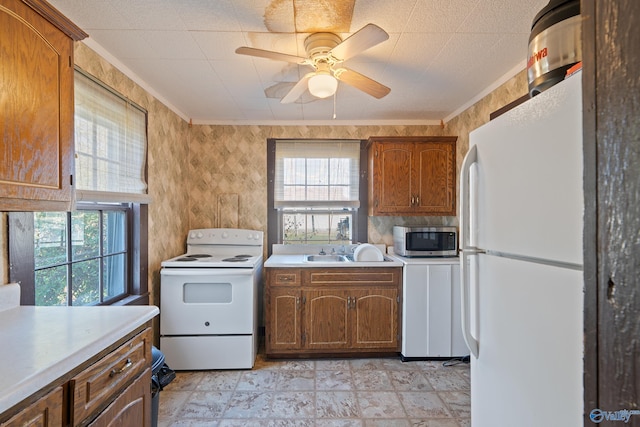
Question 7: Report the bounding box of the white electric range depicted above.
[160,228,263,370]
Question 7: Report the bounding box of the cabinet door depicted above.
[403,263,465,358]
[303,289,349,350]
[414,142,456,215]
[87,369,151,427]
[351,288,399,349]
[370,141,413,214]
[266,288,303,352]
[0,0,76,211]
[0,386,64,427]
[368,137,457,216]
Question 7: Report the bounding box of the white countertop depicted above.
[0,305,159,413]
[264,253,402,268]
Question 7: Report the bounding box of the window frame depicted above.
[8,203,148,306]
[266,138,369,254]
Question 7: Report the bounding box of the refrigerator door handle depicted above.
[459,145,477,250]
[459,145,479,358]
[460,249,479,358]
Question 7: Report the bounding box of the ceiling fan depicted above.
[235,23,391,103]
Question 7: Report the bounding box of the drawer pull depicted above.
[109,358,133,377]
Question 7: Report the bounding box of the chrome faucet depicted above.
[319,248,326,255]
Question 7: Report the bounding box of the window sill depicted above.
[107,294,150,306]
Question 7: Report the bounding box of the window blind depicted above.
[274,140,360,208]
[74,70,150,203]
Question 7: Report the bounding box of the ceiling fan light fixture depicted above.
[308,72,338,98]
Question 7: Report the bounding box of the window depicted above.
[268,139,368,248]
[33,205,128,305]
[74,70,149,202]
[8,69,149,306]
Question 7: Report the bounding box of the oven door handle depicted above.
[161,268,256,276]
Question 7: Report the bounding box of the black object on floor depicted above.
[151,346,176,427]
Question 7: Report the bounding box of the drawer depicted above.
[70,327,152,425]
[304,268,400,286]
[87,368,151,427]
[269,269,301,286]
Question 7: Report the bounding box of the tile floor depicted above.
[158,353,470,427]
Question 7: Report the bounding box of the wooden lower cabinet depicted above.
[351,288,399,349]
[268,288,303,352]
[0,326,152,427]
[87,369,151,427]
[0,386,64,427]
[304,289,349,350]
[266,267,401,357]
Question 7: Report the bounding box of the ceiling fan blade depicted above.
[329,23,389,61]
[334,68,390,99]
[281,73,315,103]
[235,47,309,65]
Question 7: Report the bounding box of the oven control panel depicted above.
[187,228,263,245]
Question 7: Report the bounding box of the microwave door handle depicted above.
[459,145,479,358]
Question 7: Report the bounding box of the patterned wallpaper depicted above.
[189,123,452,247]
[0,42,528,305]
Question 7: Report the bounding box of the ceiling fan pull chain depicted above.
[333,91,337,119]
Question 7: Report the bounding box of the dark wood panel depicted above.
[583,0,640,424]
[594,0,640,421]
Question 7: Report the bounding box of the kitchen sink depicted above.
[305,254,350,262]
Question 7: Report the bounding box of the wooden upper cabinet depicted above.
[0,0,86,211]
[368,136,457,216]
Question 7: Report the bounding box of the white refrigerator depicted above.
[459,71,583,427]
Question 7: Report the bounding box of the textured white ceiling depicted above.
[48,0,549,125]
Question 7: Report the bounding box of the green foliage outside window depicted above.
[34,209,126,306]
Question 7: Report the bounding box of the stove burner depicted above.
[187,254,213,258]
[234,254,253,258]
[176,257,198,262]
[222,257,249,262]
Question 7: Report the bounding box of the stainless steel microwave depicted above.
[393,226,458,257]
